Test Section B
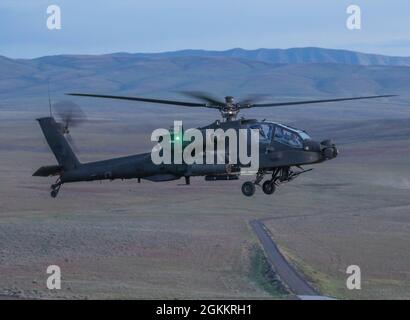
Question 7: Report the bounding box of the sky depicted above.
[0,0,409,58]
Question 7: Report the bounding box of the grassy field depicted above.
[0,100,409,299]
[248,245,290,298]
[264,139,410,299]
[0,111,286,299]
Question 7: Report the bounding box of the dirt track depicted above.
[250,220,317,296]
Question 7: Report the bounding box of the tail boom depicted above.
[36,117,80,171]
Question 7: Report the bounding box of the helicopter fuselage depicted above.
[34,117,338,197]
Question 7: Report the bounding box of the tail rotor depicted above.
[52,100,86,152]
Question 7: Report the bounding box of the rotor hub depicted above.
[220,100,240,121]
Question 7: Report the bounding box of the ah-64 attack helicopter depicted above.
[33,92,395,197]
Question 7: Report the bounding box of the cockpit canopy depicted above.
[249,122,311,148]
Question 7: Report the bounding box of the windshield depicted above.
[298,131,311,141]
[274,125,307,148]
[249,123,273,143]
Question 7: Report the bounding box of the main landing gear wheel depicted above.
[241,181,256,197]
[50,179,62,198]
[262,180,276,195]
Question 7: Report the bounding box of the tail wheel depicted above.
[50,179,62,198]
[241,181,256,197]
[262,180,276,195]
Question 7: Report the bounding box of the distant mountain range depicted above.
[109,47,410,66]
[1,47,409,101]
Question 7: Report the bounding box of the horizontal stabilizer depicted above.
[32,165,63,177]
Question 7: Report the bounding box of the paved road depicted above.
[250,219,318,296]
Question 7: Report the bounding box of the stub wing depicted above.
[32,165,63,177]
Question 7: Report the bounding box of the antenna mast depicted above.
[47,82,52,117]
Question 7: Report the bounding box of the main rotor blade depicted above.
[243,95,397,108]
[178,91,226,106]
[67,93,216,108]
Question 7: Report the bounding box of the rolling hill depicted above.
[1,47,410,102]
[112,47,410,66]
